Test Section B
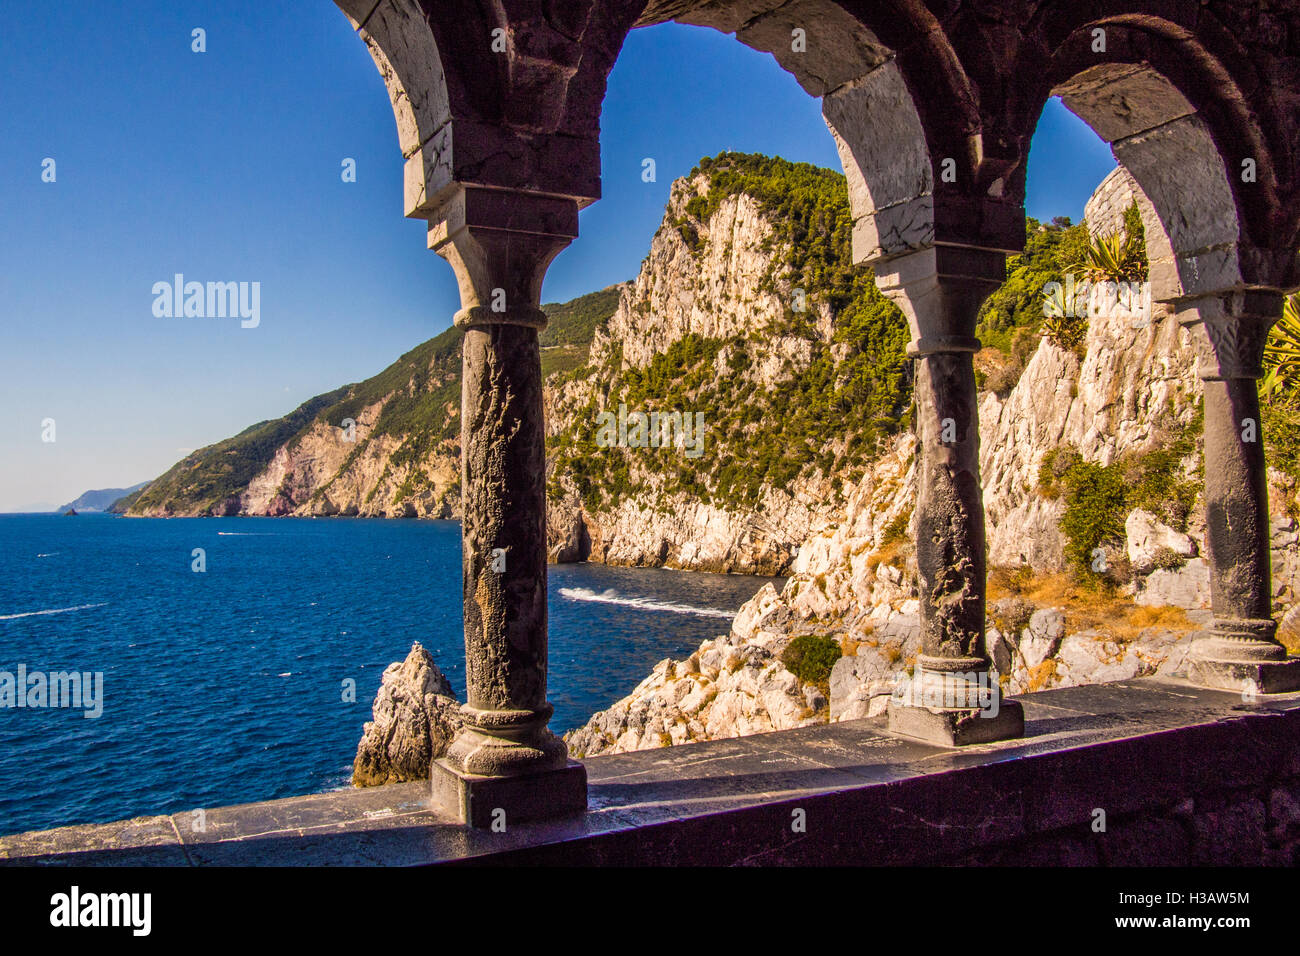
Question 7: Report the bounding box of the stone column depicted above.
[1179,291,1300,694]
[426,186,587,826]
[875,244,1025,745]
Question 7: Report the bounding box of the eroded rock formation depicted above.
[544,166,871,574]
[352,643,462,786]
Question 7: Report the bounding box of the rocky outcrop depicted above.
[565,583,827,757]
[979,286,1200,569]
[545,169,860,574]
[563,171,1300,755]
[987,607,1201,694]
[352,643,463,787]
[1126,509,1198,572]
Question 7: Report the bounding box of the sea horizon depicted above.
[0,513,780,835]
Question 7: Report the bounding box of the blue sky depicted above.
[0,1,1115,512]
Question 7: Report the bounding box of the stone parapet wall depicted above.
[3,679,1297,866]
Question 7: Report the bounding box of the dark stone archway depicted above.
[341,0,1300,823]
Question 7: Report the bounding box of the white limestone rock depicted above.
[563,168,1300,761]
[1136,557,1212,610]
[544,173,852,575]
[828,647,899,721]
[564,626,830,758]
[1126,508,1197,572]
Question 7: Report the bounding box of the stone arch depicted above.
[1012,13,1300,299]
[1013,14,1300,694]
[335,1,455,218]
[631,0,945,266]
[336,0,620,215]
[1051,61,1242,302]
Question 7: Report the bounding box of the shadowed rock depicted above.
[353,643,462,787]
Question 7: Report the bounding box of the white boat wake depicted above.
[557,587,734,619]
[0,602,108,621]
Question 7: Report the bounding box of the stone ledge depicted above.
[2,678,1298,865]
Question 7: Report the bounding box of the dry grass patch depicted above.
[866,537,910,573]
[1111,604,1194,641]
[1026,659,1059,692]
[987,566,1199,643]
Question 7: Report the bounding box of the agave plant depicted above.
[1040,282,1070,319]
[1261,292,1300,402]
[1039,283,1087,351]
[1081,230,1147,283]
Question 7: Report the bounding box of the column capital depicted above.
[1175,289,1284,381]
[873,243,1007,355]
[427,185,579,331]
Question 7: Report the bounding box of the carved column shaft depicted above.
[876,244,1025,745]
[427,186,587,824]
[1179,290,1300,693]
[1202,376,1272,625]
[913,348,986,666]
[458,323,552,723]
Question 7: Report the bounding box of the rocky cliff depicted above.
[350,162,1300,772]
[352,642,462,786]
[565,167,1300,757]
[568,307,1280,757]
[127,154,909,581]
[544,153,910,573]
[122,289,619,520]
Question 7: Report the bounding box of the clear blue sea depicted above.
[0,514,780,835]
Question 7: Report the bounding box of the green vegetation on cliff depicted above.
[540,286,621,378]
[1263,294,1300,499]
[129,387,351,514]
[781,634,842,694]
[975,203,1147,389]
[1039,406,1203,582]
[550,152,911,512]
[129,288,620,515]
[976,217,1090,353]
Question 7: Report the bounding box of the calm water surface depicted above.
[0,514,781,835]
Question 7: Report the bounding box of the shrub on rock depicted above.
[780,635,842,692]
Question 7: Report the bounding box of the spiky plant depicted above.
[1081,230,1147,284]
[1038,283,1087,351]
[1262,292,1300,402]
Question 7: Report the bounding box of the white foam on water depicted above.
[557,587,734,620]
[0,602,108,621]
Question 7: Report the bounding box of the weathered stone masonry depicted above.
[338,0,1300,825]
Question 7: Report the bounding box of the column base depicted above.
[886,658,1025,746]
[430,757,588,829]
[1186,658,1300,695]
[1186,621,1300,694]
[887,697,1025,746]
